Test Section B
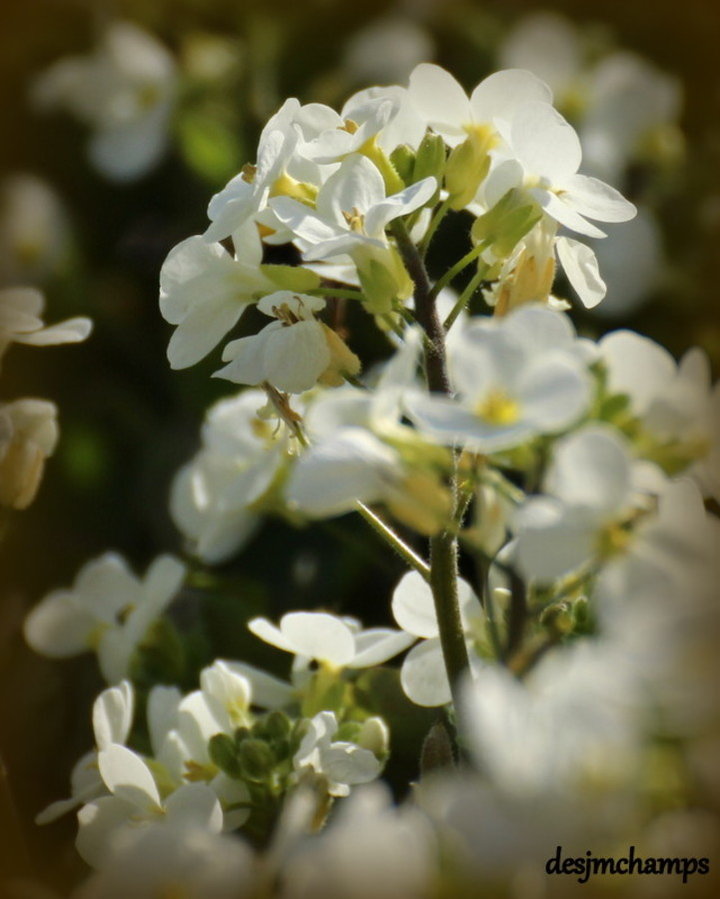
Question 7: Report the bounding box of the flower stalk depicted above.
[391,219,470,707]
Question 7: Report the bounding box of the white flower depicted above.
[391,571,483,707]
[215,291,360,394]
[32,22,177,182]
[148,668,252,831]
[485,101,636,238]
[600,331,719,498]
[270,154,435,309]
[0,174,72,283]
[343,16,434,85]
[407,63,552,149]
[24,553,185,683]
[0,287,91,361]
[285,426,405,518]
[500,13,583,104]
[580,52,682,183]
[76,744,223,867]
[36,681,134,825]
[205,98,335,243]
[279,782,437,899]
[405,305,591,453]
[73,824,254,899]
[293,711,382,797]
[513,425,658,583]
[459,640,642,797]
[248,610,413,670]
[170,390,291,563]
[159,221,275,369]
[0,398,58,509]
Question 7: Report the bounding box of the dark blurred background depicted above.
[0,0,718,890]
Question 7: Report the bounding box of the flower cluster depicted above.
[22,55,720,899]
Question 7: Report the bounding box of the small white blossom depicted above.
[248,610,413,670]
[170,390,292,563]
[32,22,177,182]
[0,287,91,361]
[159,221,275,369]
[77,744,223,867]
[215,291,360,394]
[24,553,185,683]
[36,681,134,825]
[293,711,382,797]
[0,398,59,509]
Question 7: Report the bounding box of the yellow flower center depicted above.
[475,390,521,426]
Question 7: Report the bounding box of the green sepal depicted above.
[261,264,321,292]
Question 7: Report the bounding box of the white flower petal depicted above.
[97,744,161,810]
[391,570,438,639]
[555,236,606,308]
[281,612,356,667]
[349,628,415,667]
[400,638,451,707]
[92,681,134,750]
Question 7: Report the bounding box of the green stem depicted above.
[356,502,430,581]
[390,219,470,706]
[444,266,487,331]
[312,287,365,301]
[429,240,489,302]
[419,197,452,257]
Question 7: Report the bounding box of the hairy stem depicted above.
[391,220,470,706]
[356,502,430,581]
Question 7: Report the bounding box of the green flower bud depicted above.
[252,710,292,742]
[390,145,416,185]
[413,133,446,188]
[209,733,243,779]
[237,738,276,782]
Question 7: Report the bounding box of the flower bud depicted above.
[237,738,276,782]
[413,132,445,190]
[209,733,243,779]
[390,145,416,185]
[357,716,389,758]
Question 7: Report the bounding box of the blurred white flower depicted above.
[0,174,72,283]
[24,553,185,683]
[32,22,177,182]
[587,207,663,317]
[0,286,91,361]
[600,331,719,498]
[170,390,291,563]
[513,424,659,583]
[406,305,591,452]
[343,16,434,85]
[279,782,437,899]
[73,824,254,899]
[0,398,58,509]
